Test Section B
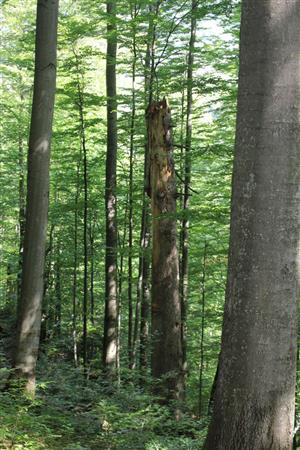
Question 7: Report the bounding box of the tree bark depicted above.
[180,0,197,390]
[138,1,158,378]
[72,161,80,367]
[89,220,95,326]
[198,241,207,417]
[76,65,89,373]
[54,240,61,337]
[13,0,59,395]
[40,223,54,344]
[128,2,138,370]
[204,1,300,448]
[148,99,183,405]
[17,92,26,311]
[103,0,118,376]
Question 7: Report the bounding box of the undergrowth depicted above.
[0,357,207,450]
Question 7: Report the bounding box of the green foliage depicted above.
[0,359,205,449]
[4,0,292,448]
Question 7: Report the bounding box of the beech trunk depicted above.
[13,0,59,395]
[204,1,300,448]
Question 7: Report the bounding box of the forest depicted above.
[0,0,299,449]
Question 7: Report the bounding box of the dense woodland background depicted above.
[1,0,299,449]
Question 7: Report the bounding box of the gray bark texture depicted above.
[103,0,118,374]
[149,99,183,405]
[204,1,300,449]
[13,0,59,395]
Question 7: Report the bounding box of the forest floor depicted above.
[0,351,207,450]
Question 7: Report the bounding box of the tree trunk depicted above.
[117,195,128,380]
[180,0,197,390]
[89,220,95,326]
[89,219,95,361]
[138,186,151,378]
[54,240,61,337]
[13,0,59,395]
[128,2,137,370]
[198,241,207,417]
[204,1,300,448]
[148,99,183,405]
[72,161,80,367]
[17,92,26,311]
[103,0,118,375]
[40,223,54,344]
[76,70,89,373]
[138,1,158,378]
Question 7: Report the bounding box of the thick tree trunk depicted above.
[103,0,118,375]
[13,0,59,395]
[148,99,183,404]
[204,1,300,449]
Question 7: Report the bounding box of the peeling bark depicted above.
[148,99,183,405]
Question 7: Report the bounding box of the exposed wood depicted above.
[148,98,183,405]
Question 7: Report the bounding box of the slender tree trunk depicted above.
[103,0,118,376]
[73,50,89,371]
[138,2,157,378]
[128,3,137,370]
[72,160,80,367]
[13,0,59,395]
[6,263,15,304]
[198,241,207,417]
[79,90,88,372]
[149,99,183,405]
[180,0,197,386]
[89,220,95,326]
[118,194,128,299]
[54,240,61,337]
[204,1,300,448]
[116,195,128,379]
[40,224,54,344]
[138,187,151,378]
[17,92,26,310]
